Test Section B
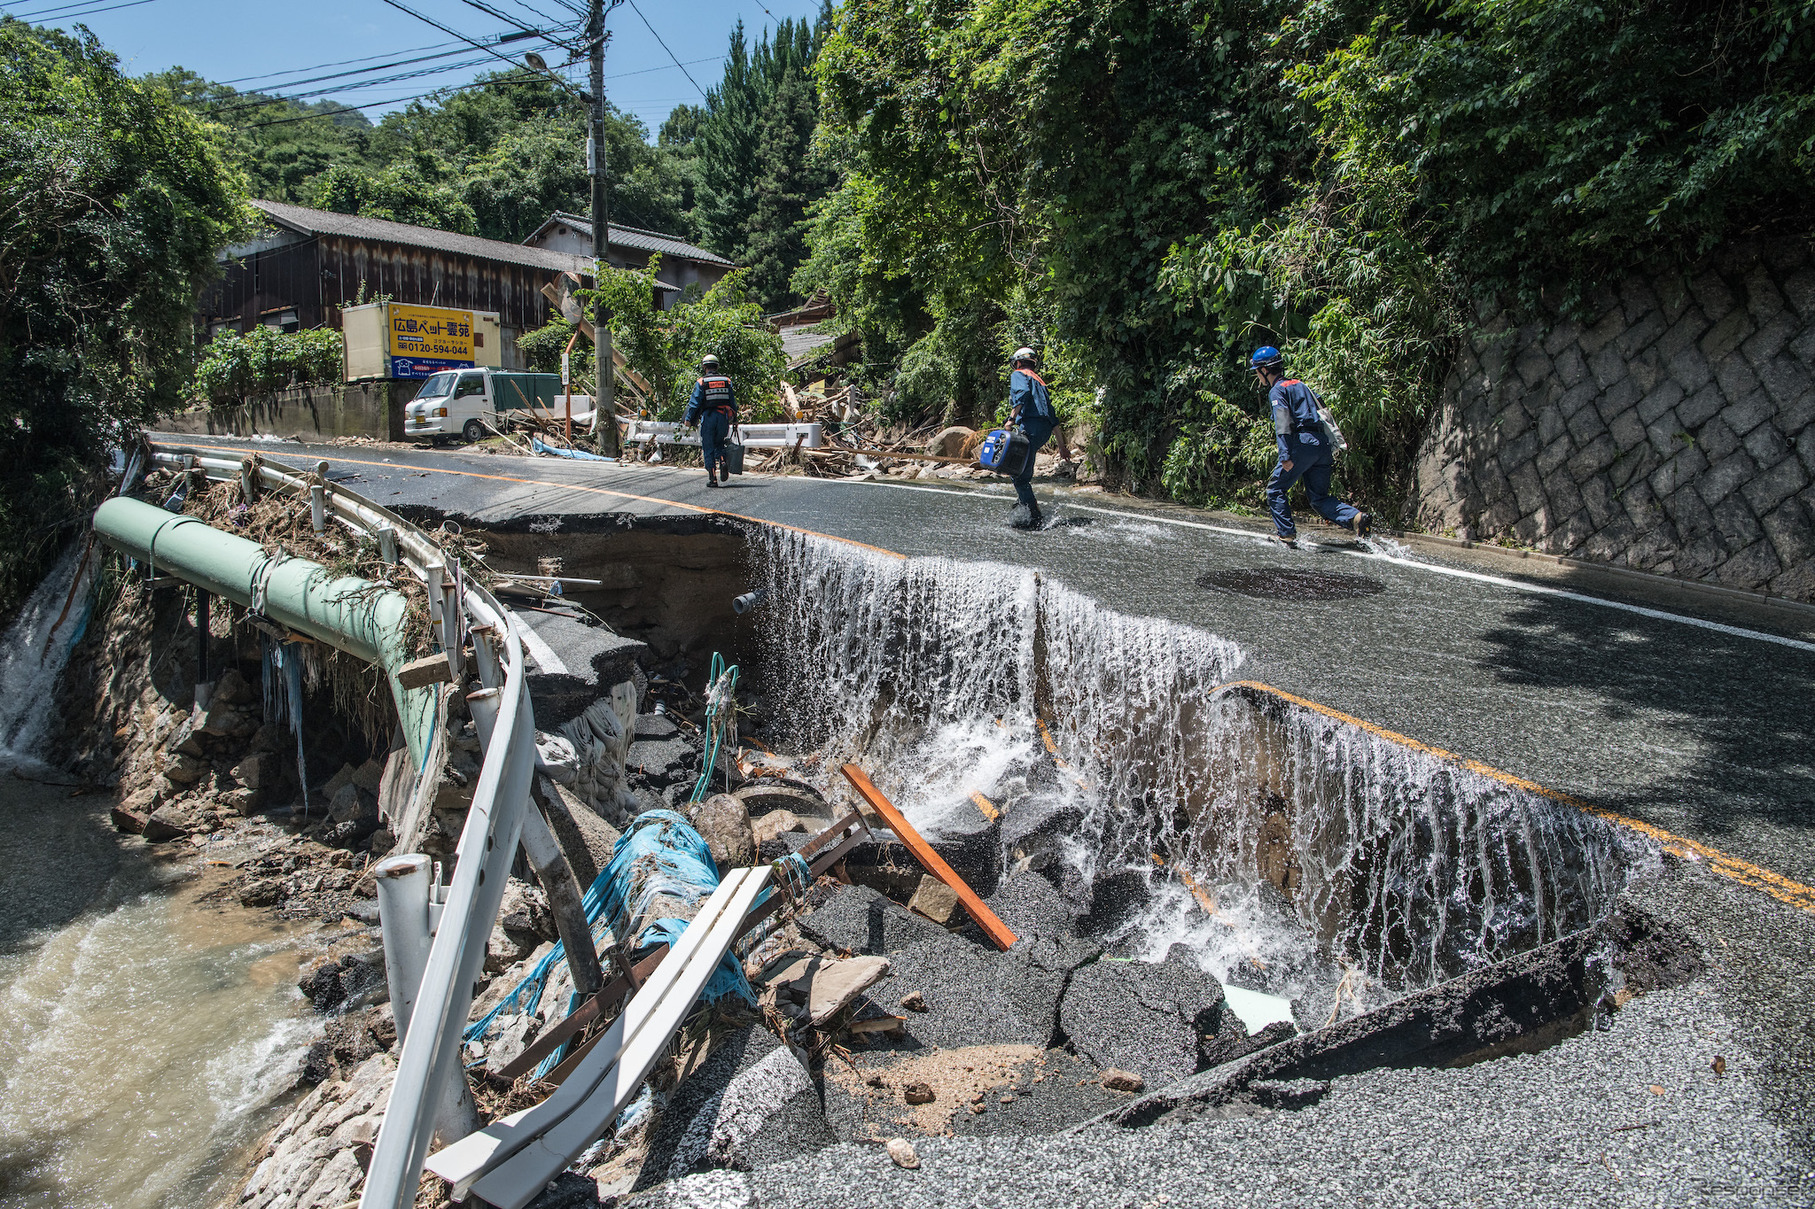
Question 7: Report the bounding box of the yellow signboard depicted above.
[387,304,475,362]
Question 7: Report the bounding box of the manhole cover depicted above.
[1195,568,1386,600]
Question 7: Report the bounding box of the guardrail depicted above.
[622,419,823,449]
[141,444,537,1209]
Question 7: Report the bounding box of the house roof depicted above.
[528,212,736,268]
[250,199,595,276]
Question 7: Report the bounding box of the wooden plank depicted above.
[839,764,1018,951]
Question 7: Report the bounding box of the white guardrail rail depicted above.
[146,445,534,1208]
[623,419,823,449]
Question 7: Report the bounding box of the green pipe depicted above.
[93,496,438,769]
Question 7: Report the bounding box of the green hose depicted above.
[689,651,738,804]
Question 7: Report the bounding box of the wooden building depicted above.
[522,212,735,300]
[199,200,738,370]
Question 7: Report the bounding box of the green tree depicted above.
[0,19,245,617]
[312,160,478,234]
[694,7,838,307]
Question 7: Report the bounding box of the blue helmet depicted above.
[1250,346,1284,371]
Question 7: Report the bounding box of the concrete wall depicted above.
[1414,241,1815,601]
[160,381,417,442]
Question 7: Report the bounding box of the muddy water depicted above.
[0,777,321,1209]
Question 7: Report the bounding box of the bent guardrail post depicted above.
[91,496,439,769]
[360,604,537,1209]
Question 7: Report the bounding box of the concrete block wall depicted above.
[159,381,418,443]
[1413,241,1815,601]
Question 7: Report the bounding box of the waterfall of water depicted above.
[749,527,1657,1012]
[0,542,96,768]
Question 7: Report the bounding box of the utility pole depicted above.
[587,0,619,453]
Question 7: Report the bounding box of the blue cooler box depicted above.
[977,428,1031,476]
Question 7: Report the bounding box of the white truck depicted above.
[404,368,594,443]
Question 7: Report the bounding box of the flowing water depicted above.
[0,547,323,1209]
[751,527,1658,1018]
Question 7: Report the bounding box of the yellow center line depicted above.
[969,791,1001,822]
[1218,679,1815,915]
[173,441,1815,917]
[178,443,909,562]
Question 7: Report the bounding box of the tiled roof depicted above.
[533,212,736,267]
[250,200,593,275]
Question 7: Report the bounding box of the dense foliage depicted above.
[807,0,1815,514]
[0,20,245,618]
[155,70,690,243]
[583,258,789,422]
[194,327,345,404]
[693,9,839,310]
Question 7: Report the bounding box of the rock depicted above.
[751,809,814,844]
[1101,1069,1144,1093]
[199,705,257,738]
[395,652,453,690]
[240,878,285,907]
[144,805,195,843]
[901,1082,934,1105]
[250,721,288,754]
[111,803,149,835]
[483,1012,541,1079]
[213,667,257,707]
[639,1025,832,1183]
[497,879,557,944]
[486,922,539,973]
[299,954,384,1014]
[758,952,891,1025]
[161,751,210,785]
[798,885,951,956]
[327,783,368,824]
[907,875,961,926]
[886,1138,920,1169]
[927,426,976,459]
[689,793,755,874]
[168,715,208,758]
[899,990,927,1013]
[221,786,264,817]
[1058,953,1224,1088]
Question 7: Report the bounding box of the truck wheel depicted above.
[462,419,485,443]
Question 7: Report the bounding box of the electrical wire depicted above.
[371,0,583,96]
[216,39,462,86]
[186,52,498,114]
[624,0,707,100]
[227,71,550,130]
[3,0,159,22]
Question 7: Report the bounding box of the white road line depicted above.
[176,438,1815,656]
[829,477,1815,655]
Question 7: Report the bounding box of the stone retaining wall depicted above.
[1413,241,1814,601]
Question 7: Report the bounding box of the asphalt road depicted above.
[166,435,1815,894]
[153,435,1815,1205]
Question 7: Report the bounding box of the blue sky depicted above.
[1,0,828,135]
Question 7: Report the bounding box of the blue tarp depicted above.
[531,437,617,462]
[463,810,756,1074]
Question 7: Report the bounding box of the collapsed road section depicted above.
[71,442,1810,1209]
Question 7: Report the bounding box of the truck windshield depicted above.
[416,372,456,399]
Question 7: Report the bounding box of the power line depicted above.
[218,40,462,87]
[188,54,502,116]
[4,0,159,22]
[191,48,495,107]
[231,70,549,131]
[371,0,582,96]
[624,0,705,99]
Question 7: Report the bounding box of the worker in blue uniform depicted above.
[684,354,740,488]
[1007,347,1057,529]
[1252,346,1370,545]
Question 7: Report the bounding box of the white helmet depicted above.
[1012,347,1036,364]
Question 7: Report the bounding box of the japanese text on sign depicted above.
[387,304,476,362]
